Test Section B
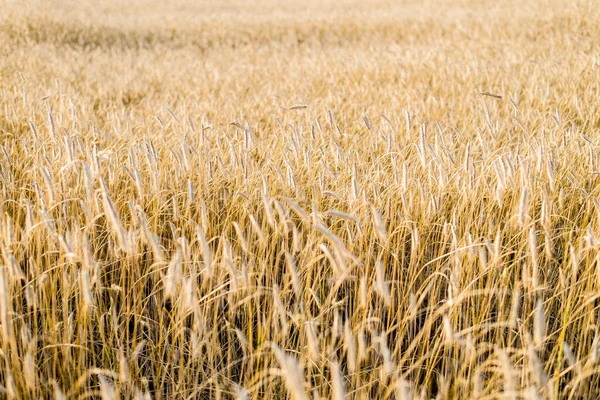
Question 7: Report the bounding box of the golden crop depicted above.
[1,0,600,398]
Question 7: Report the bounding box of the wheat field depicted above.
[1,0,600,398]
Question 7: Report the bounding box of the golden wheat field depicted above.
[2,0,600,398]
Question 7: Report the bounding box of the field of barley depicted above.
[1,0,600,398]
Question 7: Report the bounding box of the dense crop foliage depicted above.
[1,0,600,398]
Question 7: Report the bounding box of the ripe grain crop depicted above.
[1,0,600,398]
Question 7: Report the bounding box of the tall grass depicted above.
[1,0,600,398]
